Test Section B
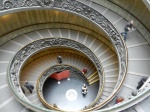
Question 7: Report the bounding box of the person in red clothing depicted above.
[82,68,87,74]
[116,97,124,104]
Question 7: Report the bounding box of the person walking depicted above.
[82,68,87,74]
[24,81,34,94]
[57,55,62,64]
[121,20,134,41]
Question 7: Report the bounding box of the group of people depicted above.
[82,84,88,96]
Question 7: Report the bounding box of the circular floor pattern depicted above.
[43,77,99,110]
[66,89,78,101]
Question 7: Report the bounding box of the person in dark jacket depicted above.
[57,55,62,64]
[136,77,147,90]
[121,20,134,41]
[24,81,34,94]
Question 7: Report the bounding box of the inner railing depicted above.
[6,0,127,111]
[8,38,105,111]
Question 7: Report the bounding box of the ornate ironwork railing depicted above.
[8,38,104,111]
[37,64,90,110]
[5,0,127,111]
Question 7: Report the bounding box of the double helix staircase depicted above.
[0,0,150,112]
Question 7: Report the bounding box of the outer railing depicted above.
[98,78,150,111]
[5,0,127,111]
[99,87,150,112]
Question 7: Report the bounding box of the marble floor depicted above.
[43,77,99,111]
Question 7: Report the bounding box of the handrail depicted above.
[8,37,105,111]
[99,87,150,112]
[7,54,57,112]
[87,71,98,79]
[5,0,127,111]
[37,64,91,111]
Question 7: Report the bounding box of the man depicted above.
[24,81,34,94]
[57,55,62,64]
[121,20,134,41]
[82,84,88,96]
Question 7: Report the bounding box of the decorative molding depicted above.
[8,38,104,109]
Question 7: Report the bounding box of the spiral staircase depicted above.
[0,0,150,112]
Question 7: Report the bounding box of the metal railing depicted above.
[5,0,127,111]
[37,64,91,111]
[8,38,105,111]
[99,87,150,112]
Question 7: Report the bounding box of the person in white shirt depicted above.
[82,84,88,96]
